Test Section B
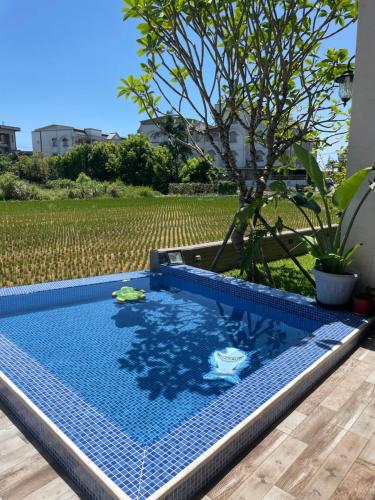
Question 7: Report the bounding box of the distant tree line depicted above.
[0,133,227,196]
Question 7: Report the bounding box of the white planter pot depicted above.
[312,268,359,306]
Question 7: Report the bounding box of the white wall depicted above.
[32,127,121,156]
[138,122,167,146]
[346,0,375,286]
[0,129,17,153]
[32,128,77,156]
[139,119,308,187]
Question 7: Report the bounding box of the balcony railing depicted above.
[239,168,307,182]
[271,174,308,181]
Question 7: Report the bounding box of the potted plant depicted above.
[353,287,375,315]
[270,145,375,306]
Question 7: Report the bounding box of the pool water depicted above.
[0,274,321,446]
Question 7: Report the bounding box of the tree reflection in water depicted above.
[114,287,307,401]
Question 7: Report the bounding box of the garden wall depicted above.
[150,226,334,273]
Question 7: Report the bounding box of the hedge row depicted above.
[169,181,237,195]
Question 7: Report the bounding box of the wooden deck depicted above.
[1,334,375,500]
[0,409,79,499]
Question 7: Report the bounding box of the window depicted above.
[229,131,238,144]
[52,138,57,147]
[62,137,69,148]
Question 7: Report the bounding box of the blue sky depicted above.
[1,0,357,155]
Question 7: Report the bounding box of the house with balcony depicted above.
[0,124,20,154]
[32,124,123,156]
[139,116,311,188]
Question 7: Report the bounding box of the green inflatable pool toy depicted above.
[112,286,146,303]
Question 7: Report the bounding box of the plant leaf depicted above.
[236,199,263,226]
[332,168,373,210]
[294,144,326,196]
[269,180,287,193]
[343,242,362,261]
[292,193,321,214]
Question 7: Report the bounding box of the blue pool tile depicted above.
[0,265,370,499]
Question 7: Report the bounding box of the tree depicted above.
[325,148,347,187]
[16,153,50,184]
[87,142,120,180]
[152,146,174,193]
[60,144,92,180]
[58,142,120,181]
[118,133,163,186]
[0,154,15,175]
[118,0,357,258]
[160,112,192,179]
[179,157,216,184]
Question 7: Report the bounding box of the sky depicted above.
[0,0,358,156]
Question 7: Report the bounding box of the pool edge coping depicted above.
[147,316,374,499]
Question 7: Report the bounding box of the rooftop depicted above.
[0,124,21,132]
[32,124,123,140]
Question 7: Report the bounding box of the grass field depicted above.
[226,254,316,297]
[0,196,319,287]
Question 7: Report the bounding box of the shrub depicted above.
[67,188,83,199]
[76,172,92,184]
[45,178,77,190]
[0,154,16,175]
[169,183,216,195]
[121,185,160,197]
[73,173,106,198]
[179,156,216,183]
[0,173,46,200]
[217,180,237,195]
[136,186,157,197]
[106,180,125,198]
[15,153,51,184]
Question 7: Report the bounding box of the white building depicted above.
[138,117,310,188]
[345,0,375,286]
[0,124,20,154]
[32,125,123,156]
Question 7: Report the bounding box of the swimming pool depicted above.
[0,265,372,499]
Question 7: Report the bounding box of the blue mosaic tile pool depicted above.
[0,265,369,499]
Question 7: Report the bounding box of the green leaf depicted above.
[294,144,326,196]
[343,242,362,262]
[269,180,287,193]
[292,193,321,214]
[332,168,373,210]
[304,236,324,259]
[138,23,150,34]
[236,199,263,226]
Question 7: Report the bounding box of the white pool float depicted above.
[204,347,250,384]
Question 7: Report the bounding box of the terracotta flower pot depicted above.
[353,294,374,315]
